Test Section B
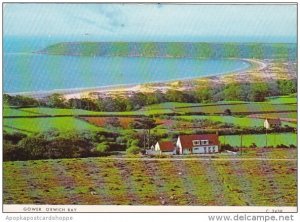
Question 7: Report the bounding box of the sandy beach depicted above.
[8,58,296,99]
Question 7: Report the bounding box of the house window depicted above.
[201,140,209,145]
[194,148,199,151]
[193,140,200,146]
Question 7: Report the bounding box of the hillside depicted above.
[37,42,297,60]
[3,154,296,205]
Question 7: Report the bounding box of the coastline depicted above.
[6,58,293,99]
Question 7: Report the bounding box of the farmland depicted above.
[267,94,297,104]
[248,112,297,123]
[219,133,297,148]
[177,115,297,128]
[3,154,297,206]
[3,117,99,134]
[173,103,296,115]
[3,107,43,117]
[140,101,297,115]
[3,95,298,148]
[19,107,104,116]
[3,107,175,117]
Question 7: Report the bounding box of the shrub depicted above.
[96,142,110,153]
[4,131,95,161]
[3,142,27,161]
[276,144,289,148]
[131,139,140,146]
[220,144,237,152]
[3,131,27,145]
[126,145,140,154]
[224,108,232,116]
[249,143,257,148]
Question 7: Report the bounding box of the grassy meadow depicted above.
[3,155,296,206]
[219,133,297,147]
[3,117,99,134]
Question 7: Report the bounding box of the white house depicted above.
[264,118,281,129]
[176,134,220,155]
[154,141,175,155]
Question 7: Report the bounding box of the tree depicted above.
[194,87,212,103]
[130,117,156,149]
[3,94,39,107]
[224,109,232,116]
[128,92,147,109]
[145,93,160,105]
[3,94,11,106]
[152,90,166,103]
[101,97,126,112]
[46,93,66,108]
[224,84,243,101]
[250,83,269,102]
[277,80,297,95]
[68,98,100,111]
[165,90,185,102]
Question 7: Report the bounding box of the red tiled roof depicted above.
[158,141,174,152]
[179,134,219,149]
[266,118,281,124]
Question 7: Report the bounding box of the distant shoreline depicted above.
[4,58,276,99]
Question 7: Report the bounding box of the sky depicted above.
[3,3,297,43]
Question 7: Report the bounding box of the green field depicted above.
[3,107,43,117]
[220,133,297,148]
[142,101,249,110]
[3,156,296,206]
[267,95,297,104]
[178,115,264,127]
[175,103,296,114]
[3,117,99,134]
[177,115,297,128]
[19,107,103,116]
[248,112,297,121]
[19,107,170,116]
[142,102,201,110]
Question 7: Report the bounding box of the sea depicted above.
[3,36,251,93]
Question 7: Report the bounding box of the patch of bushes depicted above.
[249,143,257,148]
[4,131,95,161]
[276,144,289,148]
[220,144,238,152]
[3,129,146,161]
[126,145,140,155]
